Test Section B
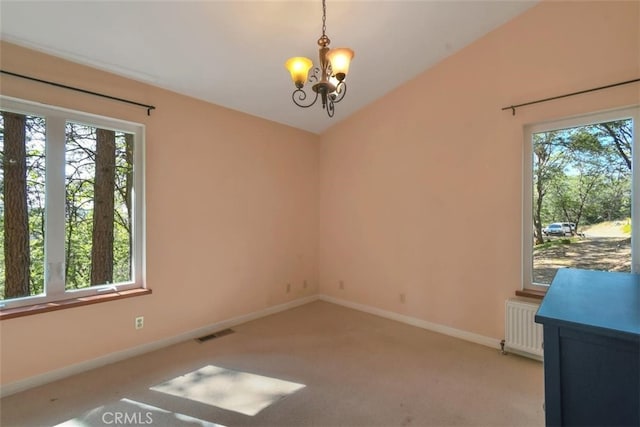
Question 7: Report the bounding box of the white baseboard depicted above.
[318,294,501,350]
[2,293,501,397]
[0,295,319,398]
[504,347,544,362]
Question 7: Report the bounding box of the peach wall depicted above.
[1,0,639,391]
[318,1,639,339]
[0,41,319,386]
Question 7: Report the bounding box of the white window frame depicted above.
[523,105,639,291]
[0,96,146,309]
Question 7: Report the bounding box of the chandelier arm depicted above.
[326,97,335,117]
[308,67,321,84]
[292,88,320,108]
[331,81,347,104]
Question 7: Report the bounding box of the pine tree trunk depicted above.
[2,112,30,298]
[90,129,116,285]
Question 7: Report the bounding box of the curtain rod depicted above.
[502,78,640,116]
[0,69,156,115]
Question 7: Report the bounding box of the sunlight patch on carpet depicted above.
[54,398,223,426]
[150,365,306,416]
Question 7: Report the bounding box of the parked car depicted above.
[543,223,571,236]
[562,222,576,235]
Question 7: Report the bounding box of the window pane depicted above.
[532,119,632,285]
[0,112,46,300]
[65,122,133,289]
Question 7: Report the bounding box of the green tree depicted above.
[24,117,46,295]
[2,112,30,298]
[537,120,632,235]
[90,129,116,285]
[1,116,134,300]
[593,120,632,171]
[64,124,132,288]
[552,130,608,232]
[65,123,96,288]
[533,131,568,244]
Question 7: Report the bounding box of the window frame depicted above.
[523,105,639,291]
[0,96,146,309]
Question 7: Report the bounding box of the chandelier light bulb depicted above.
[326,48,354,81]
[285,57,313,89]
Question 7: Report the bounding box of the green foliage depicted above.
[1,117,133,300]
[534,119,632,231]
[64,123,132,289]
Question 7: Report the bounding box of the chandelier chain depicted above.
[321,0,327,36]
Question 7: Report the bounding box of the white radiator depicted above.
[504,299,544,360]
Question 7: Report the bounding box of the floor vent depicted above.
[196,328,235,343]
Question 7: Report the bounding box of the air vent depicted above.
[196,328,235,343]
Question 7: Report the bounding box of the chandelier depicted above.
[285,0,354,117]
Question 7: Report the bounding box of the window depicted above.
[523,106,639,291]
[0,97,145,309]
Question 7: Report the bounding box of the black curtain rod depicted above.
[502,78,640,116]
[0,69,156,115]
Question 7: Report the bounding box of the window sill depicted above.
[515,289,546,300]
[0,288,152,320]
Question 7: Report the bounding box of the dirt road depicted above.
[533,236,631,284]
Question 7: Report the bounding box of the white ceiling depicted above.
[0,1,538,134]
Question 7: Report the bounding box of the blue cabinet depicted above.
[535,268,640,426]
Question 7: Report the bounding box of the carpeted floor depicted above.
[0,301,544,426]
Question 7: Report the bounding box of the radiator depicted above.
[504,299,544,360]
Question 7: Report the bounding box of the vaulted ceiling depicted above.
[0,1,538,134]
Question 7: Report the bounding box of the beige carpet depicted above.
[0,301,544,426]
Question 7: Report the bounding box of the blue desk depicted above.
[535,268,640,426]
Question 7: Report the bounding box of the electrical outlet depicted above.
[400,293,406,303]
[339,280,345,290]
[303,280,308,289]
[135,316,144,329]
[286,283,291,293]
